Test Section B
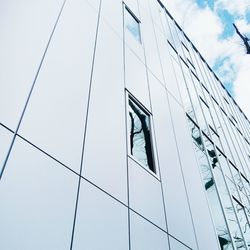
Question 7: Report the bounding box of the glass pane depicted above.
[233,198,250,248]
[188,119,233,249]
[213,167,246,249]
[202,135,246,248]
[128,99,155,172]
[125,7,141,42]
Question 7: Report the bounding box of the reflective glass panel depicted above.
[233,198,250,248]
[125,7,141,42]
[188,118,233,250]
[128,98,155,172]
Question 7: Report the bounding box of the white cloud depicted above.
[162,0,250,119]
[163,0,227,64]
[235,18,250,34]
[216,57,237,83]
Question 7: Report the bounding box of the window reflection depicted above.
[125,7,141,42]
[188,118,233,249]
[202,134,246,248]
[128,99,155,173]
[233,198,250,248]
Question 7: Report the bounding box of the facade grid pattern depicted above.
[0,0,249,249]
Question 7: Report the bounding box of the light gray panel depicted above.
[147,0,164,32]
[158,3,173,43]
[0,0,64,129]
[19,0,99,173]
[169,236,190,250]
[138,0,164,84]
[85,0,100,10]
[168,95,219,250]
[0,126,13,171]
[0,138,78,250]
[82,21,127,204]
[148,73,197,249]
[130,210,169,250]
[73,180,129,250]
[154,27,182,103]
[125,48,151,111]
[100,0,123,38]
[128,157,166,230]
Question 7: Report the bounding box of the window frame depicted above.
[126,92,157,176]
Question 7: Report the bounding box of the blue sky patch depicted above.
[195,0,214,10]
[217,9,235,39]
[224,82,234,96]
[246,10,250,24]
[193,0,250,96]
[213,56,236,96]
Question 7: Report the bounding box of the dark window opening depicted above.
[128,98,155,173]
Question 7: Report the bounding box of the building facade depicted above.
[0,0,250,249]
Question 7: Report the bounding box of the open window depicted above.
[128,97,155,173]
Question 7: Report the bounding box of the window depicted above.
[124,6,141,42]
[128,97,155,173]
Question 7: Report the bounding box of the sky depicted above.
[161,0,250,119]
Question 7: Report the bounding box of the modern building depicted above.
[0,0,250,249]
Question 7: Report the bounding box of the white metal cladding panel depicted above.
[124,47,151,111]
[128,157,166,230]
[168,95,219,250]
[147,0,164,32]
[157,3,174,44]
[0,138,78,250]
[138,0,165,85]
[0,0,64,130]
[72,179,129,250]
[153,26,182,103]
[81,20,128,204]
[169,236,191,250]
[148,72,198,249]
[130,210,169,250]
[19,0,99,173]
[100,0,123,39]
[0,126,13,173]
[85,0,100,10]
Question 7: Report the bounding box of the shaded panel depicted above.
[0,138,78,250]
[72,179,129,250]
